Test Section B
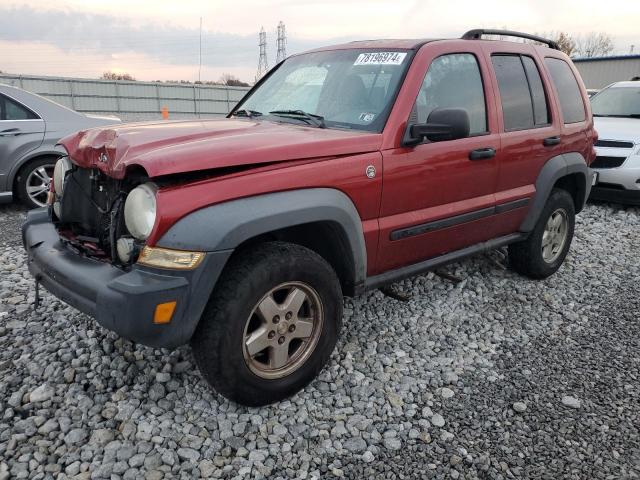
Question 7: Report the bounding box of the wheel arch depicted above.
[520,152,592,233]
[157,188,367,297]
[553,172,587,213]
[10,149,64,193]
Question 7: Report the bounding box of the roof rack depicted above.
[461,29,560,50]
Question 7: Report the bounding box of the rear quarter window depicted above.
[0,94,39,121]
[544,58,586,124]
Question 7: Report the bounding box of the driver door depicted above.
[376,46,501,273]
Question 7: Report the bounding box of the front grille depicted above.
[595,140,634,149]
[591,156,626,169]
[56,167,126,262]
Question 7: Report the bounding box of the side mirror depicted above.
[403,108,470,146]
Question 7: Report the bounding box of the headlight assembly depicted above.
[53,156,72,196]
[124,182,158,240]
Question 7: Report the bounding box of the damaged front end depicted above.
[51,157,150,268]
[23,154,227,349]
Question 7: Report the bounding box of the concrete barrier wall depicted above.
[0,74,251,122]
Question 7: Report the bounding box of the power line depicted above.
[198,16,203,83]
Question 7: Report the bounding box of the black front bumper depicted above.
[589,186,640,206]
[22,208,231,349]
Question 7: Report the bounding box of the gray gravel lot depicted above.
[0,202,639,479]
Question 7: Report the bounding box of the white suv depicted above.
[590,81,640,205]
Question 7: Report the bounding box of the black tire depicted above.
[509,188,575,279]
[15,157,57,209]
[191,241,342,406]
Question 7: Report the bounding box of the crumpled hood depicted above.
[594,117,640,144]
[59,118,382,179]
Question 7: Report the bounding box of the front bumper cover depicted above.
[22,208,231,349]
[590,185,640,206]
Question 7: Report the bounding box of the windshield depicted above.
[234,49,412,131]
[591,86,640,118]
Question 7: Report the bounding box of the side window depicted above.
[544,57,586,123]
[521,56,550,126]
[492,55,535,131]
[414,53,487,135]
[0,95,38,120]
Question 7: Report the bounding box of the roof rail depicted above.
[461,29,560,50]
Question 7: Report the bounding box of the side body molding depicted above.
[519,152,592,233]
[157,188,368,289]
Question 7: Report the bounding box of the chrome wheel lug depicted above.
[278,336,286,345]
[272,315,280,324]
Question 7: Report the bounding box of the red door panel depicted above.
[376,138,499,273]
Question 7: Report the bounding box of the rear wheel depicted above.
[15,157,57,209]
[509,188,575,279]
[191,241,342,406]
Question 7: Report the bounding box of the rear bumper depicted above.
[22,208,231,348]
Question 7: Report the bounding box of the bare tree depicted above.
[531,31,577,56]
[101,71,136,81]
[575,32,614,58]
[551,32,577,57]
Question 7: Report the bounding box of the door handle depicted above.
[0,128,22,136]
[469,147,496,160]
[543,136,561,146]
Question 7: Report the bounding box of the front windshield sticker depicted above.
[359,112,376,123]
[353,52,407,66]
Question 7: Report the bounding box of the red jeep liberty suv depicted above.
[23,30,596,406]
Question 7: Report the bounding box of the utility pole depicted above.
[198,17,202,83]
[276,21,287,63]
[256,27,268,82]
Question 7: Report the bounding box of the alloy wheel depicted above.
[242,281,324,379]
[541,208,568,263]
[25,164,55,207]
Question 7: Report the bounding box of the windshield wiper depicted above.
[268,110,326,128]
[232,109,263,118]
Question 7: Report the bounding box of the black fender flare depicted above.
[157,188,368,289]
[519,152,592,233]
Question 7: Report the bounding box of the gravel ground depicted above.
[1,201,639,479]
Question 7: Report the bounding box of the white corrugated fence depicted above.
[0,74,250,122]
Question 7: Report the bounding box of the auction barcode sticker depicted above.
[353,52,407,66]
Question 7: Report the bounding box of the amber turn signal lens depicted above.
[154,301,177,324]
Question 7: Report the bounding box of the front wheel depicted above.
[509,188,575,279]
[191,242,342,406]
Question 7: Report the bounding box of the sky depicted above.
[0,0,639,84]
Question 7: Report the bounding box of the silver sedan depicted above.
[0,84,120,208]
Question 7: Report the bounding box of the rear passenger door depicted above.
[485,48,560,229]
